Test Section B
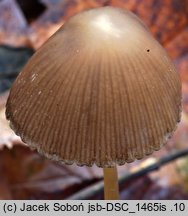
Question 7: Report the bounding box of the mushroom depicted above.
[6,6,182,199]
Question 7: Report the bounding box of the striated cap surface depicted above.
[6,7,182,167]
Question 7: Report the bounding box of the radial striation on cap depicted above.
[6,7,182,167]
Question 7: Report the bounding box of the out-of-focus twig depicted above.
[67,148,188,200]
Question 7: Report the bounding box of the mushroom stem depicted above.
[103,166,120,200]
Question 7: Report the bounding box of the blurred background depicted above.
[0,0,188,200]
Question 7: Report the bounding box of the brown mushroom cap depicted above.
[6,7,181,167]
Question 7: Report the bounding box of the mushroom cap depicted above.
[6,7,182,167]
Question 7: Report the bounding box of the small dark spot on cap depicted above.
[147,49,150,52]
